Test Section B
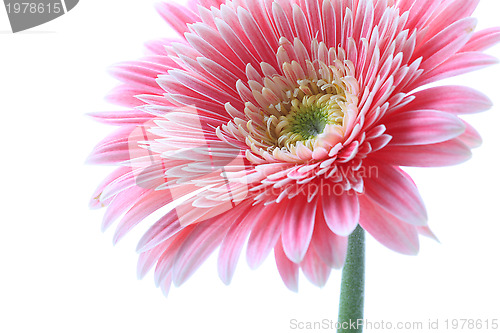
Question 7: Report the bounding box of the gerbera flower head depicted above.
[89,0,500,294]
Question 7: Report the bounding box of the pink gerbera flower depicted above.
[89,0,500,296]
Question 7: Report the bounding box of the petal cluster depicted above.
[88,0,500,295]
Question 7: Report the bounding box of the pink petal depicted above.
[136,210,182,253]
[311,211,348,268]
[105,85,150,108]
[417,226,440,243]
[417,18,477,72]
[405,85,492,114]
[321,191,360,236]
[373,139,472,167]
[87,110,154,126]
[102,187,150,232]
[237,7,277,64]
[359,196,420,255]
[89,167,130,209]
[272,2,295,42]
[172,220,228,286]
[418,52,498,86]
[300,247,331,287]
[137,239,173,279]
[385,110,465,145]
[159,274,173,297]
[156,2,200,37]
[217,206,255,285]
[86,126,137,165]
[113,190,173,244]
[196,0,225,9]
[363,163,427,226]
[274,240,299,292]
[246,202,286,269]
[108,64,165,93]
[424,0,479,38]
[281,196,317,263]
[461,27,500,52]
[153,227,194,287]
[457,121,482,149]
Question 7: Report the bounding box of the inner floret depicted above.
[225,40,360,163]
[273,93,346,150]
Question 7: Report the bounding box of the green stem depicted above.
[337,225,365,333]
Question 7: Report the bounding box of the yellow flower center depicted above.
[228,39,360,163]
[268,92,346,150]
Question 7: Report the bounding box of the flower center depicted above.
[274,93,345,149]
[228,39,360,163]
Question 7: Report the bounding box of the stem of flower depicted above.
[337,225,365,333]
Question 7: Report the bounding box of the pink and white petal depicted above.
[217,205,255,285]
[246,201,287,269]
[363,163,427,226]
[136,209,183,253]
[281,196,317,263]
[113,190,173,244]
[144,38,177,56]
[137,239,173,279]
[171,219,229,286]
[102,187,150,232]
[385,110,465,146]
[300,247,331,288]
[416,226,440,242]
[417,17,477,72]
[153,226,195,287]
[404,86,492,115]
[274,240,300,292]
[321,191,360,236]
[424,0,479,38]
[372,139,472,167]
[89,167,131,209]
[417,52,498,87]
[461,27,500,52]
[195,0,225,9]
[86,126,139,165]
[106,85,152,108]
[358,196,420,255]
[156,2,200,37]
[108,62,168,91]
[159,273,173,297]
[457,121,482,149]
[311,210,348,268]
[87,110,154,126]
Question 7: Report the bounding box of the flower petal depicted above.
[300,247,331,287]
[359,196,420,255]
[405,86,492,114]
[274,240,299,292]
[172,221,228,286]
[311,211,348,268]
[217,206,255,285]
[246,202,286,269]
[461,27,500,52]
[281,196,317,263]
[373,139,472,167]
[363,163,427,226]
[385,110,465,145]
[321,191,360,236]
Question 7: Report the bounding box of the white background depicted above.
[0,1,499,332]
